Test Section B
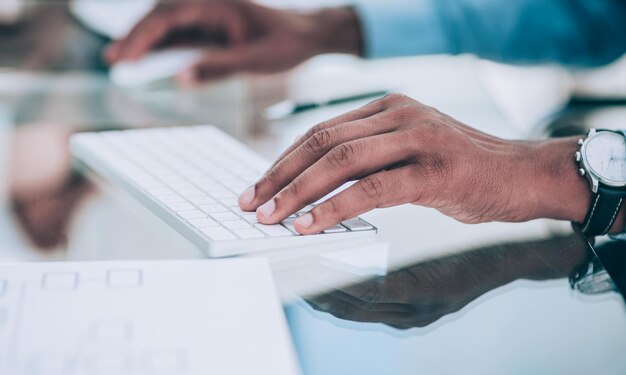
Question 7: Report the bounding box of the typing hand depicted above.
[105,1,361,85]
[239,94,594,234]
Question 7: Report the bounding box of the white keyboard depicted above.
[70,126,377,257]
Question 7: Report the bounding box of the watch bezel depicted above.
[580,130,626,188]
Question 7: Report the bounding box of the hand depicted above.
[238,93,602,234]
[105,1,362,85]
[306,235,587,329]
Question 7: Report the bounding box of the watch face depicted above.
[584,131,626,186]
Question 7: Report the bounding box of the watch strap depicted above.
[581,191,624,236]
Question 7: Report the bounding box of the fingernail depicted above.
[295,213,314,229]
[239,186,255,206]
[257,199,276,218]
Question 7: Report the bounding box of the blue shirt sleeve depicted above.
[355,0,626,67]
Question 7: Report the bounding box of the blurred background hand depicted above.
[105,0,362,85]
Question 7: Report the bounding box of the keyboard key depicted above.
[187,218,219,228]
[242,214,259,224]
[210,212,240,221]
[212,190,238,199]
[178,188,205,199]
[200,226,237,241]
[220,197,239,208]
[222,220,253,230]
[198,204,228,214]
[229,207,249,216]
[254,224,294,237]
[154,194,185,204]
[166,202,195,211]
[281,219,300,235]
[145,186,173,196]
[232,228,265,239]
[323,224,348,234]
[341,218,374,231]
[176,210,207,220]
[188,196,216,205]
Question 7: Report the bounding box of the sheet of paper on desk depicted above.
[0,259,300,375]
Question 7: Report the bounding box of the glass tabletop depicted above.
[282,232,626,375]
[1,4,625,374]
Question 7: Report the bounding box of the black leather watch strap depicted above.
[581,192,624,236]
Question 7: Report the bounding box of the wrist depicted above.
[523,137,592,223]
[308,7,363,56]
[523,137,626,233]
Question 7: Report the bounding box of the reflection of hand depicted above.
[12,174,90,249]
[9,124,92,249]
[239,94,603,234]
[105,1,362,85]
[307,236,587,329]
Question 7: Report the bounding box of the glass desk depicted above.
[1,62,625,375]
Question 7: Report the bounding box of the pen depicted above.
[264,90,390,120]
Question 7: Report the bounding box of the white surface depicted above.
[0,259,300,375]
[109,49,204,88]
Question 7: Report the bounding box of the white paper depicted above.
[0,259,300,375]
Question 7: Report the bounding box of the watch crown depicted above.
[575,151,581,162]
[578,168,586,176]
[578,138,585,146]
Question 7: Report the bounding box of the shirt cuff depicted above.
[354,0,451,59]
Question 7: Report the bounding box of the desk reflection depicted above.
[9,123,92,249]
[307,235,589,330]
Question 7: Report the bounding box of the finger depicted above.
[270,96,393,167]
[255,133,416,225]
[340,274,414,304]
[239,112,396,211]
[294,166,419,234]
[107,7,174,62]
[110,3,246,63]
[307,294,412,324]
[324,289,414,313]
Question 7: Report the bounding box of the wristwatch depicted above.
[575,128,626,237]
[569,254,616,295]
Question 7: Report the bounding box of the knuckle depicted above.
[284,178,303,198]
[260,165,283,187]
[387,105,422,126]
[382,93,415,107]
[327,143,359,168]
[305,128,335,154]
[307,123,325,138]
[359,284,382,303]
[329,306,348,320]
[358,175,384,201]
[317,198,342,220]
